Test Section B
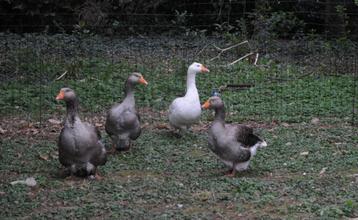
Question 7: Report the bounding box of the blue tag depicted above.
[211,89,220,97]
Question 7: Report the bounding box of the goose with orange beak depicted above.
[168,62,209,133]
[202,95,267,177]
[56,87,107,179]
[105,72,148,151]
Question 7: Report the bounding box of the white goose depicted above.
[169,62,209,131]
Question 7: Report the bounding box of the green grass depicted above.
[0,56,356,124]
[0,36,357,218]
[0,123,357,219]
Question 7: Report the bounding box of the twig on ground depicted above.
[219,83,255,92]
[254,53,259,66]
[228,52,255,66]
[55,71,67,81]
[209,40,249,61]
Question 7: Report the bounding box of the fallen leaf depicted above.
[155,124,170,130]
[300,151,309,156]
[0,127,6,134]
[311,117,320,125]
[30,128,39,135]
[282,122,290,127]
[48,119,61,125]
[285,142,292,146]
[39,154,49,161]
[319,167,327,176]
[19,120,29,129]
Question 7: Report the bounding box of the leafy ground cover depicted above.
[0,34,357,219]
[0,119,357,219]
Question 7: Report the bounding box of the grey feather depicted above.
[57,88,107,177]
[205,96,267,172]
[105,73,146,151]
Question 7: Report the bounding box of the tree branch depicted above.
[228,52,254,66]
[209,40,249,61]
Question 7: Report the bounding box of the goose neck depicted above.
[214,106,225,125]
[124,80,135,106]
[66,98,79,125]
[186,70,198,95]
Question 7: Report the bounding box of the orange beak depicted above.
[201,65,210,73]
[202,100,210,109]
[138,76,148,85]
[56,90,65,100]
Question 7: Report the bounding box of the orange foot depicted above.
[108,144,117,154]
[117,142,131,152]
[225,169,236,177]
[65,175,78,181]
[95,173,103,180]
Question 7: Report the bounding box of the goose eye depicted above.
[197,65,200,67]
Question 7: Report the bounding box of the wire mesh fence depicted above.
[0,2,357,131]
[1,3,358,218]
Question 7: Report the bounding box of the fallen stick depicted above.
[209,40,249,61]
[219,83,255,91]
[228,52,255,66]
[254,53,259,66]
[55,71,68,81]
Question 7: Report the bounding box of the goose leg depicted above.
[87,164,101,180]
[171,128,182,138]
[111,135,131,151]
[64,165,79,180]
[174,131,182,138]
[59,167,72,178]
[88,171,103,180]
[65,175,78,181]
[108,143,117,154]
[95,172,103,180]
[117,139,131,151]
[226,164,237,177]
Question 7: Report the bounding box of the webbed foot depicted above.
[225,167,237,177]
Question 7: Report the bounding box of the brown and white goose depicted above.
[202,96,267,176]
[105,72,148,151]
[56,88,107,179]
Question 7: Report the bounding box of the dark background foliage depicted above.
[1,0,358,38]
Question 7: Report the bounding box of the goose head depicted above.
[202,96,224,110]
[188,62,210,74]
[127,72,148,86]
[56,87,77,102]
